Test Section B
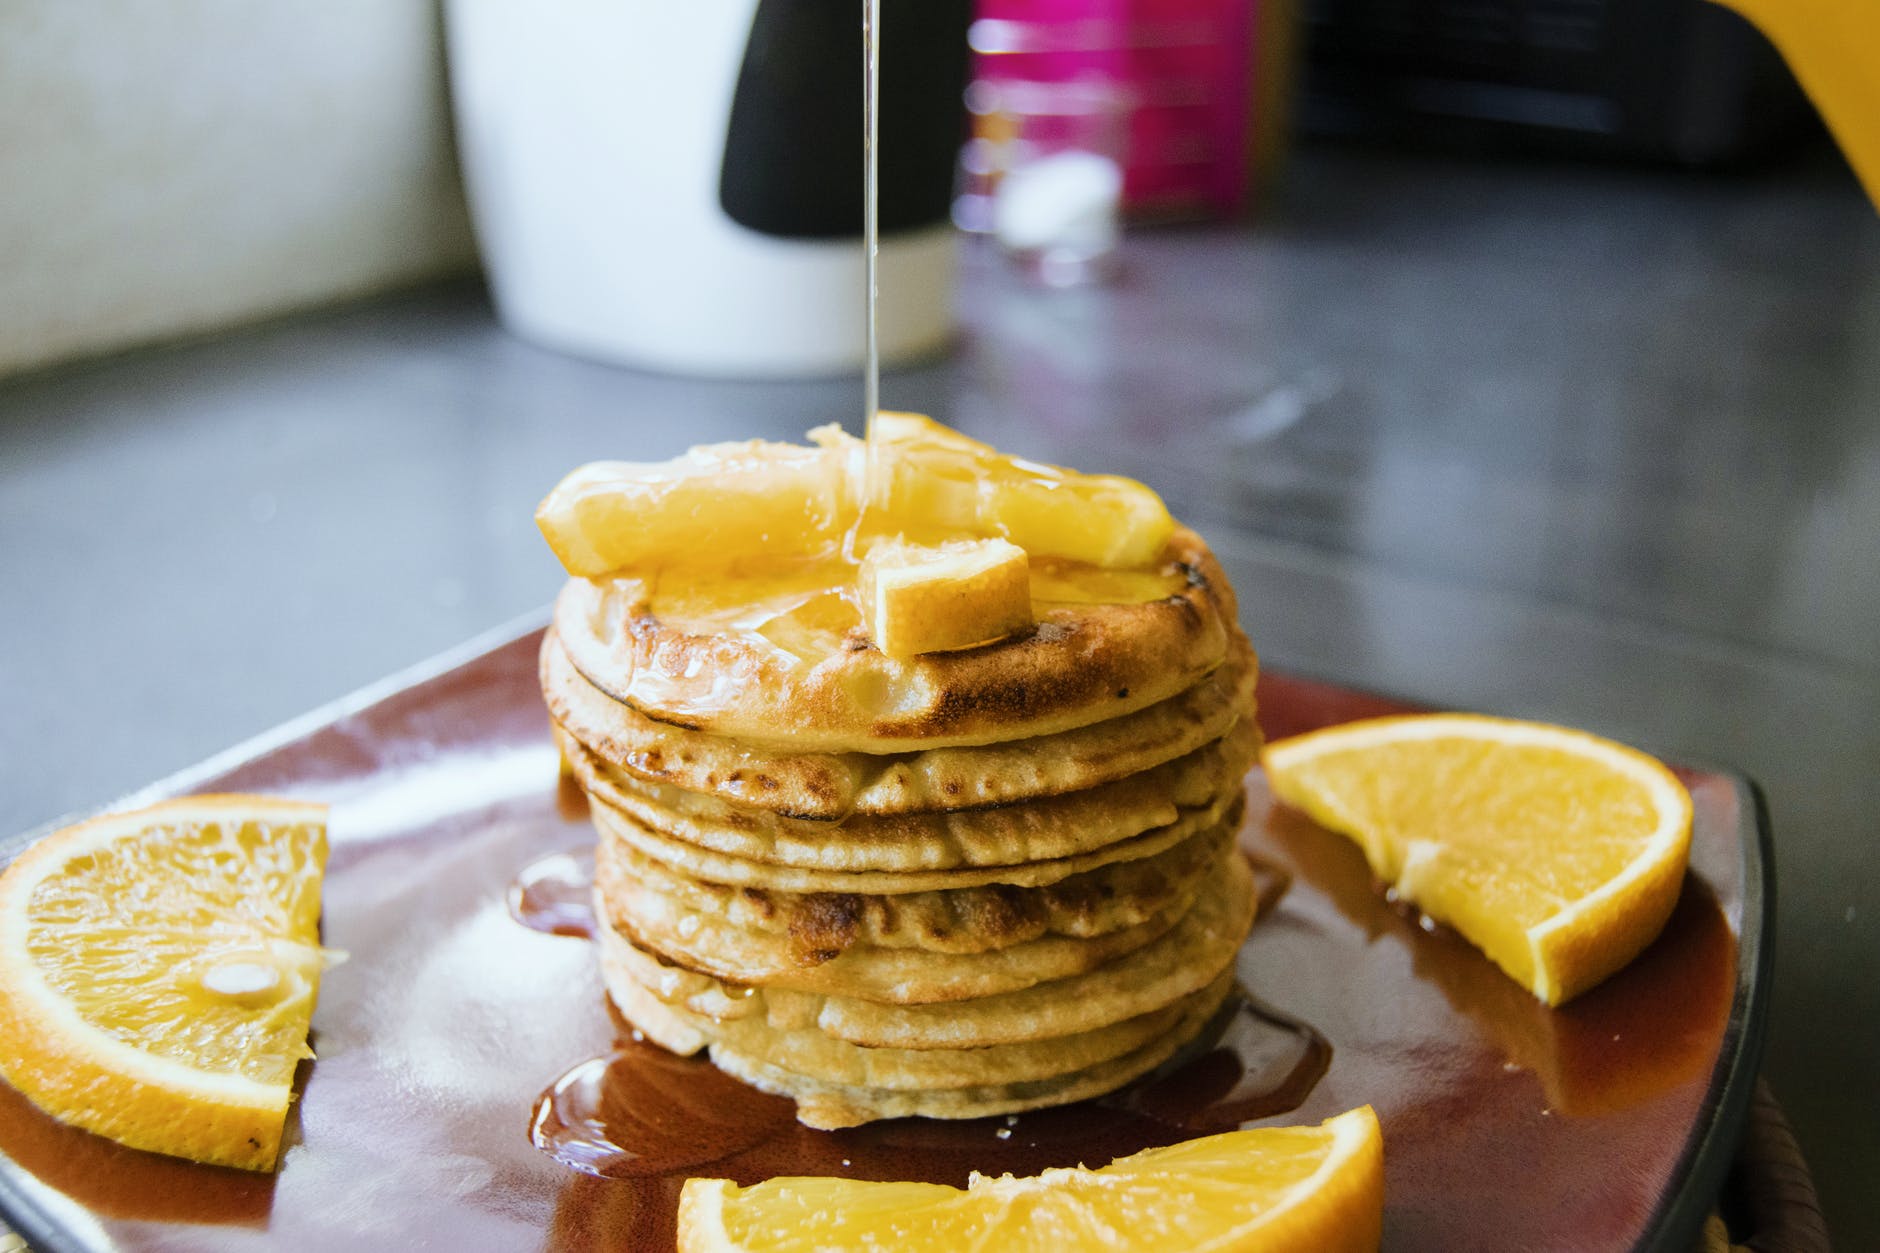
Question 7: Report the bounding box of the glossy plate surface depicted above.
[0,624,1770,1252]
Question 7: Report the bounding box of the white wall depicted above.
[0,0,477,377]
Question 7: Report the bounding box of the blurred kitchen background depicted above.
[2,0,1875,1245]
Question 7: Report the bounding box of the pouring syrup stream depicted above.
[849,0,885,563]
[863,0,882,444]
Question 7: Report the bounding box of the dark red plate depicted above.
[0,622,1770,1252]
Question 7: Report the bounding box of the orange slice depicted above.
[0,795,334,1170]
[1263,714,1692,1005]
[678,1107,1383,1253]
[534,414,1174,579]
[535,437,856,579]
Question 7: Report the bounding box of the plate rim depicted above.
[1635,772,1774,1252]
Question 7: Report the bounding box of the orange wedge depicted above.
[678,1107,1384,1253]
[0,795,334,1170]
[1263,714,1692,1006]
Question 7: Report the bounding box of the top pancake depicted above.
[544,626,1256,820]
[552,527,1236,753]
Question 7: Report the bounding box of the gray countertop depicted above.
[3,145,1876,1244]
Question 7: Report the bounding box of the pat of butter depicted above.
[861,538,1032,658]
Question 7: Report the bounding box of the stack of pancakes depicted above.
[542,527,1260,1129]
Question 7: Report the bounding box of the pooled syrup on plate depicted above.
[529,1042,796,1179]
[1246,846,1295,919]
[507,850,598,940]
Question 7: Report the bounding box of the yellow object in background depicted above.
[1710,0,1880,210]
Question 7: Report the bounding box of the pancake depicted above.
[604,949,1206,1091]
[552,527,1237,752]
[606,947,1234,1105]
[595,819,1232,958]
[598,850,1255,1049]
[599,857,1190,1004]
[544,627,1256,820]
[589,789,1245,897]
[563,715,1257,872]
[620,967,1238,1130]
